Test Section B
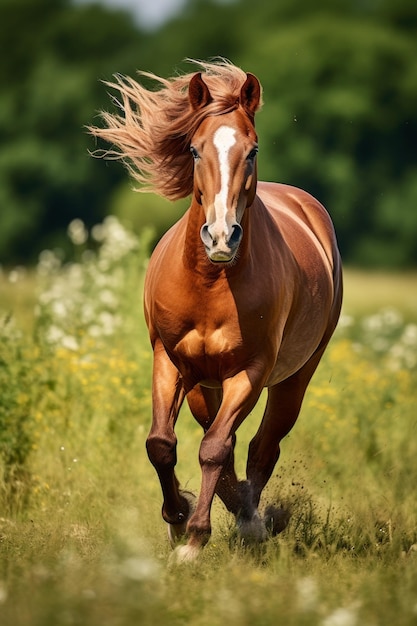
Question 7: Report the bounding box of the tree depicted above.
[1,0,416,267]
[0,0,146,263]
[237,15,417,266]
[123,0,417,266]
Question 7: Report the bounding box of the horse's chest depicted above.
[150,275,271,381]
[167,323,243,385]
[174,326,239,360]
[153,282,241,357]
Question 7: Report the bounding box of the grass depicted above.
[1,222,417,626]
[342,268,417,317]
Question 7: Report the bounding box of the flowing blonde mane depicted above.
[89,59,263,201]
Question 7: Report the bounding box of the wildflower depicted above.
[94,215,139,263]
[37,249,61,276]
[46,325,64,345]
[336,314,354,332]
[8,267,26,283]
[99,289,118,309]
[0,581,7,604]
[119,556,160,582]
[322,605,359,626]
[68,219,88,246]
[61,335,79,351]
[296,576,319,612]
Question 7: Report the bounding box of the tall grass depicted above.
[0,219,416,626]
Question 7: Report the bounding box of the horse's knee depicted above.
[146,432,177,470]
[199,433,232,469]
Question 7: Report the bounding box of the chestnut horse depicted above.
[90,60,342,562]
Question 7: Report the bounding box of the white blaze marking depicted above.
[213,125,236,236]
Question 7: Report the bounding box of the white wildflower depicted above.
[38,249,62,275]
[337,314,354,330]
[296,576,319,612]
[98,311,121,335]
[322,605,359,626]
[8,267,26,283]
[61,335,79,351]
[402,323,417,346]
[46,325,64,345]
[91,223,105,242]
[68,219,88,246]
[99,289,118,309]
[88,325,103,338]
[362,308,403,335]
[51,300,68,319]
[381,307,403,329]
[81,303,95,324]
[97,216,139,263]
[36,214,142,349]
[119,556,160,582]
[0,581,7,604]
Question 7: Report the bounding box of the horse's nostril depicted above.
[229,224,243,247]
[200,223,213,247]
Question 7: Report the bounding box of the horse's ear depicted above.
[189,72,212,110]
[240,73,261,119]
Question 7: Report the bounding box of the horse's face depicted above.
[189,72,261,263]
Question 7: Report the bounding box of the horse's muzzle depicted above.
[200,223,243,263]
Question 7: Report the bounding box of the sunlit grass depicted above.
[342,268,417,317]
[1,230,417,626]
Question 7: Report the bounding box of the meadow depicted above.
[1,217,417,626]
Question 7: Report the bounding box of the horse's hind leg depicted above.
[246,346,328,532]
[146,341,192,541]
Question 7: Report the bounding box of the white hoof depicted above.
[169,544,200,565]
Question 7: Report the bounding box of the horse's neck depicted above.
[182,201,210,273]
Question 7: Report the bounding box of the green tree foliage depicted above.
[0,0,147,263]
[138,0,417,267]
[240,15,417,267]
[1,0,416,267]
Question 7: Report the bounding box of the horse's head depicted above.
[188,72,261,263]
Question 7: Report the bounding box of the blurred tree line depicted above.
[1,0,416,267]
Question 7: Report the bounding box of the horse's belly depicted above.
[265,331,324,386]
[200,379,222,389]
[265,361,305,386]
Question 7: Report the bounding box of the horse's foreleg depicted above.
[145,342,189,533]
[175,371,264,561]
[187,385,249,517]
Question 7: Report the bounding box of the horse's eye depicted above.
[247,147,259,161]
[190,146,200,160]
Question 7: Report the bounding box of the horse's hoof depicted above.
[166,490,196,548]
[237,510,268,543]
[264,504,291,536]
[169,543,200,565]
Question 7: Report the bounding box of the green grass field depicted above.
[1,219,417,626]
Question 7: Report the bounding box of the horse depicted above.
[89,60,343,562]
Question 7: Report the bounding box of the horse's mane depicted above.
[88,59,263,201]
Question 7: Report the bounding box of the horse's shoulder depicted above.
[256,181,339,277]
[257,181,321,210]
[257,181,334,232]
